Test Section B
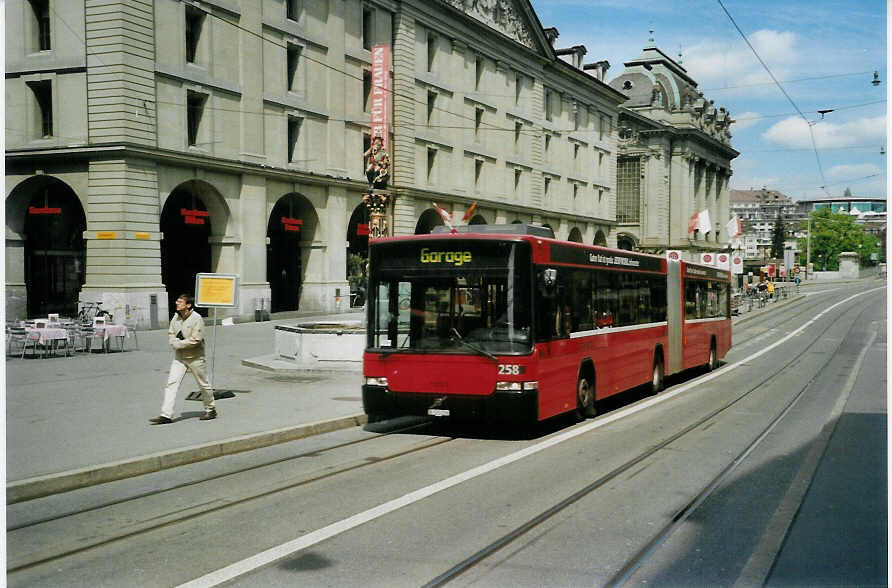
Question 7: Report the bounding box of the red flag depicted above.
[432,202,455,232]
[688,211,700,233]
[462,202,478,222]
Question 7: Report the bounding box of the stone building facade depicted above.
[730,188,800,262]
[6,0,626,326]
[608,44,738,257]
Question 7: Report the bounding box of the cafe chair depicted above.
[79,323,102,353]
[64,323,84,355]
[6,325,28,357]
[20,328,41,359]
[123,316,139,350]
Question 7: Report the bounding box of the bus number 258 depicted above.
[498,364,524,375]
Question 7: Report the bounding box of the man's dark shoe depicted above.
[199,409,217,421]
[149,416,173,425]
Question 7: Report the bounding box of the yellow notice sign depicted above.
[194,273,239,308]
[96,231,117,239]
[134,232,151,240]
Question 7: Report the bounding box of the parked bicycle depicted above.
[77,301,113,324]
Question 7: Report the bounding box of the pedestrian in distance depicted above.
[149,294,217,425]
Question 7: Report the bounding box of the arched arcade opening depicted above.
[267,193,318,313]
[346,203,369,307]
[617,234,637,251]
[6,176,86,318]
[415,208,445,234]
[160,181,216,315]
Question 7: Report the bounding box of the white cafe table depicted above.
[25,327,70,357]
[93,324,129,351]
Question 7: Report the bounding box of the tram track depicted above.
[10,286,880,582]
[6,419,452,573]
[421,286,882,587]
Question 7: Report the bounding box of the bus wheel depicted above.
[576,375,596,420]
[650,356,664,395]
[707,341,718,372]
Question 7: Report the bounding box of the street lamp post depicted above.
[806,213,811,280]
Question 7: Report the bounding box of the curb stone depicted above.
[7,414,367,504]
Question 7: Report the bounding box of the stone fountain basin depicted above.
[274,321,365,364]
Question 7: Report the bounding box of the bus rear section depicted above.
[672,261,732,373]
[362,236,541,423]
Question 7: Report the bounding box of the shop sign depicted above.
[28,206,62,215]
[281,217,302,232]
[181,208,209,225]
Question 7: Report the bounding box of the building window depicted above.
[573,143,579,161]
[544,134,551,160]
[27,80,53,138]
[475,57,483,90]
[514,121,522,145]
[28,0,51,51]
[573,184,578,199]
[186,91,207,146]
[544,177,551,198]
[599,116,605,140]
[185,6,204,64]
[515,73,522,105]
[363,70,372,112]
[598,152,604,177]
[286,0,301,22]
[514,168,521,191]
[574,106,580,131]
[362,7,373,50]
[474,159,483,188]
[427,33,436,72]
[475,107,483,139]
[362,133,371,171]
[427,147,437,182]
[288,117,302,163]
[427,91,436,126]
[598,189,603,202]
[616,157,641,223]
[544,89,553,122]
[287,44,301,92]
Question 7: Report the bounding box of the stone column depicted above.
[81,158,166,329]
[838,251,860,279]
[237,174,271,318]
[390,7,417,236]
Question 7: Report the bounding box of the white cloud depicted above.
[826,163,882,178]
[730,112,762,131]
[683,30,800,92]
[729,176,781,191]
[762,115,887,149]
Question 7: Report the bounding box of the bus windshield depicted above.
[368,240,532,354]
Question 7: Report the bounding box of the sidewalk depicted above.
[0,284,836,503]
[5,309,367,502]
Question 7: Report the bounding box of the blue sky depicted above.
[529,0,887,200]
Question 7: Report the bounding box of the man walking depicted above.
[149,294,217,424]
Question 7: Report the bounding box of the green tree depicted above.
[770,213,786,259]
[798,208,880,270]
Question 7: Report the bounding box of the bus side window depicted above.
[685,281,698,319]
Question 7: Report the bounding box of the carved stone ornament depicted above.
[440,0,534,48]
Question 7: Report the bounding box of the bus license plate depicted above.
[428,408,450,417]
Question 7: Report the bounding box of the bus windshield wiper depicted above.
[450,328,498,362]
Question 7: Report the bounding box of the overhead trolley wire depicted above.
[717,0,829,194]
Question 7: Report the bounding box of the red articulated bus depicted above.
[362,224,731,425]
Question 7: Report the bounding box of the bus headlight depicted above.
[365,377,389,387]
[495,381,538,393]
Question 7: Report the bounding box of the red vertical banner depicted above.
[370,44,390,150]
